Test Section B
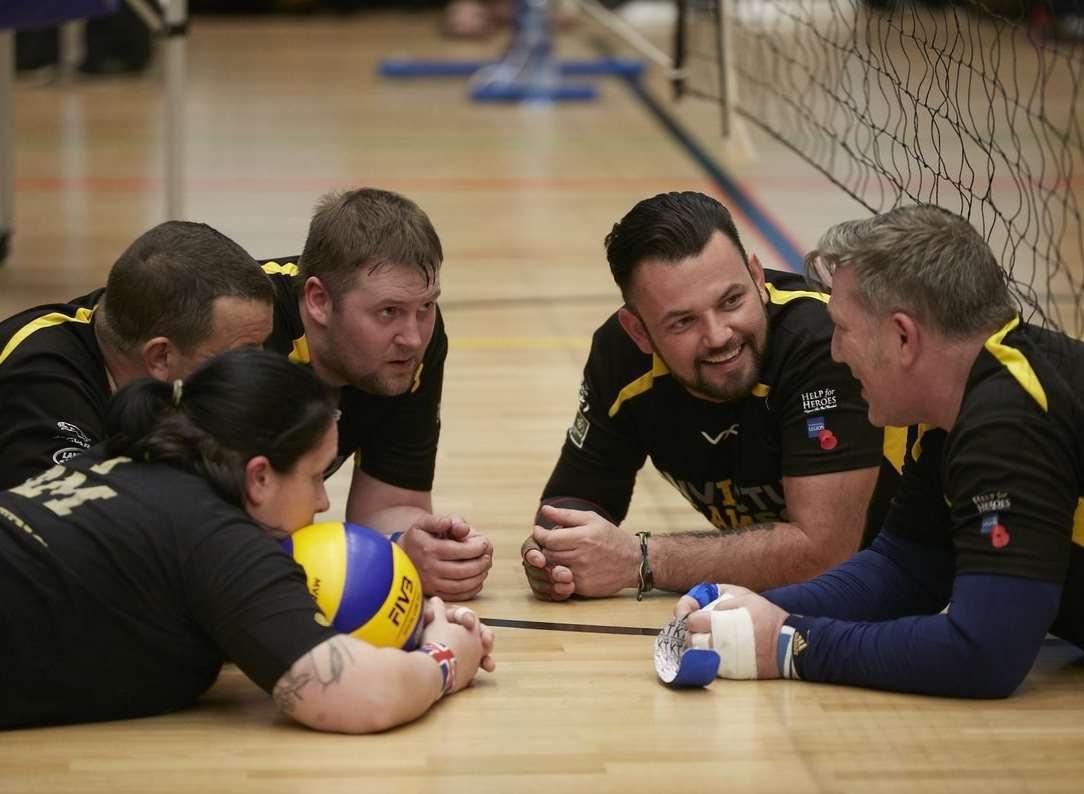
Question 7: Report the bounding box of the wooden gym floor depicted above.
[1,10,1082,793]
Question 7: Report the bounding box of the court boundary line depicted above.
[479,618,1073,649]
[480,617,660,636]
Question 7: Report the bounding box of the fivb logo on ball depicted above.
[284,522,426,650]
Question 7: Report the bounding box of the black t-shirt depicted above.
[883,319,1084,646]
[0,290,110,491]
[542,269,890,531]
[261,259,445,491]
[0,449,337,730]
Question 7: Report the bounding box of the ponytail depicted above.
[105,349,337,506]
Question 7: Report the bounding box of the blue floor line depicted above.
[621,74,805,273]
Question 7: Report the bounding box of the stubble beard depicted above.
[351,368,414,397]
[689,339,764,402]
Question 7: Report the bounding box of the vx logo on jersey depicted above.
[701,424,739,445]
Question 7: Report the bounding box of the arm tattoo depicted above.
[272,636,356,714]
[272,670,311,715]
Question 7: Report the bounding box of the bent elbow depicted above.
[939,646,1032,699]
[960,660,1029,699]
[285,691,405,735]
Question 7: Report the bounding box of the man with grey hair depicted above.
[673,204,1084,697]
[261,187,493,601]
[0,221,275,490]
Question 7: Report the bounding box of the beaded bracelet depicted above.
[416,641,457,697]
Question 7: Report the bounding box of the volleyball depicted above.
[283,522,425,650]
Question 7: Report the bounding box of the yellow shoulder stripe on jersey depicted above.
[883,426,908,475]
[609,354,670,417]
[0,306,97,368]
[262,261,300,277]
[765,283,829,305]
[1072,498,1084,549]
[984,316,1047,413]
[911,424,929,460]
[411,362,424,393]
[883,423,932,475]
[289,335,310,365]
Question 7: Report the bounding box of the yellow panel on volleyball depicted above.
[289,521,349,617]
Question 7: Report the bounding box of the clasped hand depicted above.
[520,504,640,600]
[399,514,493,600]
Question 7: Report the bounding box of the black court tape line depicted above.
[480,617,660,636]
[480,622,1073,646]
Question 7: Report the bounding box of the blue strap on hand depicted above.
[686,582,720,609]
[664,649,720,687]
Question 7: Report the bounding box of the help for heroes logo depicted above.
[800,388,837,414]
[973,492,1012,548]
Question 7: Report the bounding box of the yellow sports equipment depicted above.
[283,521,425,650]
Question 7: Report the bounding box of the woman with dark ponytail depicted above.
[0,349,493,733]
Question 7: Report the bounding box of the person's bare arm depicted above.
[535,466,878,596]
[650,467,878,591]
[345,469,432,532]
[272,597,492,734]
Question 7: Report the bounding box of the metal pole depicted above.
[576,0,683,77]
[716,0,731,139]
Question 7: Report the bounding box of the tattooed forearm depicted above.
[316,636,354,691]
[273,636,357,714]
[273,670,312,714]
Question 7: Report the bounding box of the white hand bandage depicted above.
[689,593,758,679]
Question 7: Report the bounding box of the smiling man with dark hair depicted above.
[523,191,898,601]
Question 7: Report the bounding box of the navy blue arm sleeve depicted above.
[763,531,955,621]
[782,573,1061,698]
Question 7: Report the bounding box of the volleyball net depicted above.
[670,0,1083,334]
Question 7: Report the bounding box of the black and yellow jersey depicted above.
[0,448,336,729]
[542,269,891,533]
[0,290,109,490]
[260,258,446,492]
[883,318,1084,647]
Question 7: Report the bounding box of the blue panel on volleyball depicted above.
[0,1,117,31]
[334,522,394,633]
